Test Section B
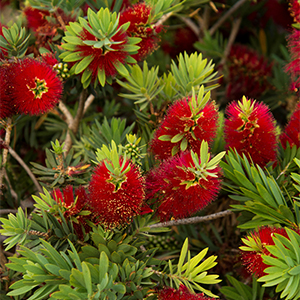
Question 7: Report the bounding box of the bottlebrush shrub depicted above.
[146,141,225,221]
[2,2,300,300]
[60,7,141,88]
[0,195,221,299]
[224,96,277,167]
[88,141,146,228]
[280,102,300,149]
[150,86,219,160]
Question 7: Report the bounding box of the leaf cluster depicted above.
[259,228,300,300]
[220,149,300,230]
[0,23,30,58]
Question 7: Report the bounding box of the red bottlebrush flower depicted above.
[0,62,16,119]
[146,143,223,221]
[289,0,300,23]
[119,3,161,61]
[280,102,300,148]
[40,52,59,67]
[53,185,90,239]
[88,158,145,228]
[162,26,198,59]
[53,185,88,213]
[284,29,300,92]
[23,7,50,32]
[224,96,277,167]
[61,8,140,87]
[150,92,219,161]
[8,57,63,115]
[225,44,273,100]
[240,227,289,278]
[157,285,216,300]
[76,28,128,81]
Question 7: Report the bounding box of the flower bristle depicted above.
[224,96,277,167]
[157,285,216,300]
[284,29,300,93]
[150,95,219,160]
[146,147,223,221]
[8,57,63,116]
[119,2,161,61]
[0,62,16,119]
[240,227,289,278]
[52,185,90,239]
[280,102,300,148]
[289,0,300,23]
[23,7,50,32]
[88,158,145,228]
[225,44,273,100]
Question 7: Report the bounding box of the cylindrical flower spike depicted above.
[240,226,290,278]
[146,141,224,221]
[157,285,216,300]
[150,86,219,160]
[0,62,16,119]
[224,96,277,167]
[60,8,141,88]
[88,141,145,228]
[119,2,161,61]
[8,57,63,116]
[280,102,300,149]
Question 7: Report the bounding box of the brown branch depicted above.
[83,94,96,115]
[0,209,18,215]
[178,16,201,38]
[155,12,173,28]
[0,138,43,194]
[0,118,13,194]
[220,17,242,65]
[149,210,233,228]
[209,0,248,35]
[58,101,74,126]
[63,89,88,154]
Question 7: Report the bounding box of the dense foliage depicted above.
[0,0,300,299]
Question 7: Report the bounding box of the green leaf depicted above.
[177,238,188,274]
[75,55,93,74]
[82,262,92,296]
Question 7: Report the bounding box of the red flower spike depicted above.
[240,227,289,278]
[9,58,63,115]
[88,158,145,228]
[157,285,216,300]
[41,52,59,67]
[146,142,224,221]
[52,185,90,239]
[289,0,300,23]
[224,96,277,167]
[280,102,300,148]
[60,8,141,88]
[150,88,219,160]
[225,44,273,100]
[0,62,16,119]
[285,29,300,92]
[119,3,161,61]
[23,7,50,32]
